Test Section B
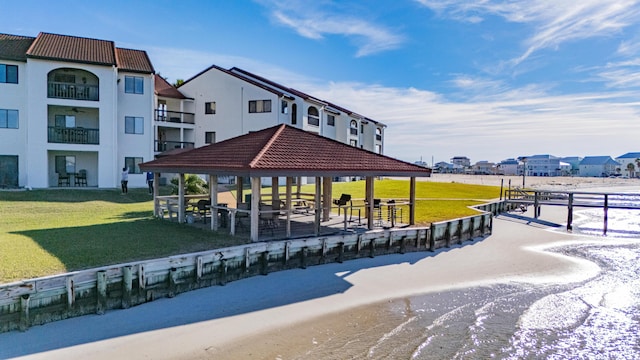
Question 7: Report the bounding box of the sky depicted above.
[4,0,640,165]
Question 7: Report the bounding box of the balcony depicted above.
[155,140,195,152]
[48,127,99,145]
[155,109,195,124]
[48,82,99,101]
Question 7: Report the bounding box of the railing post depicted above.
[603,194,608,235]
[567,193,574,231]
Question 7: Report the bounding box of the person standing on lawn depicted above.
[146,171,154,194]
[121,167,129,194]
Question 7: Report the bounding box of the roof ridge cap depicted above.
[249,125,287,168]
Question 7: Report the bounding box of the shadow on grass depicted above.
[0,188,170,205]
[9,219,250,273]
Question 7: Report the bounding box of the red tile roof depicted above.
[140,124,431,177]
[27,32,116,65]
[0,32,154,72]
[155,74,188,99]
[115,48,155,74]
[0,34,35,61]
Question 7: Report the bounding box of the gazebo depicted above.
[140,124,431,241]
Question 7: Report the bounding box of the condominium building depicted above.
[0,32,155,188]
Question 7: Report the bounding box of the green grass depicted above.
[0,180,500,284]
[0,188,249,284]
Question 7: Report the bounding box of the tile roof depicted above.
[115,48,154,74]
[155,74,188,99]
[0,33,35,61]
[27,32,116,65]
[1,32,154,72]
[140,124,431,177]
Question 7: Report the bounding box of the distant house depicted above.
[521,154,561,177]
[560,156,582,176]
[472,160,495,175]
[451,156,471,168]
[498,158,519,175]
[579,156,620,177]
[615,152,640,177]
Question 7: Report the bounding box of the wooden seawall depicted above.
[0,201,512,333]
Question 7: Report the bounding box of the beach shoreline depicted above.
[3,179,638,359]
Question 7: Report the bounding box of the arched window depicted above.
[350,120,358,135]
[375,127,382,141]
[307,106,319,126]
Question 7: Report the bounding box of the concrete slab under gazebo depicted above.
[140,124,431,242]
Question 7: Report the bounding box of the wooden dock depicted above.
[504,189,640,234]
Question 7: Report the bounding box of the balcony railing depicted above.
[48,127,99,145]
[155,140,195,152]
[154,109,195,124]
[48,82,99,101]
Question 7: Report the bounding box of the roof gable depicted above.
[141,124,431,177]
[155,74,188,99]
[0,33,35,61]
[579,156,619,165]
[616,152,640,159]
[115,48,154,74]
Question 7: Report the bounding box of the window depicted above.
[327,114,335,126]
[376,128,382,141]
[205,131,216,144]
[307,106,319,126]
[55,115,75,128]
[124,76,144,94]
[0,109,18,129]
[350,139,358,147]
[205,102,216,114]
[0,64,18,84]
[281,100,288,114]
[125,116,144,134]
[375,144,382,154]
[291,103,297,124]
[55,155,76,174]
[350,120,358,135]
[125,157,144,174]
[248,100,272,113]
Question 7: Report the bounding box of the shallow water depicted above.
[284,208,640,359]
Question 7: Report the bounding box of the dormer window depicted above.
[350,120,358,135]
[307,106,319,126]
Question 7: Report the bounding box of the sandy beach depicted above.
[2,176,638,359]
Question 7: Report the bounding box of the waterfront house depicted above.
[497,158,519,175]
[0,32,155,188]
[615,152,640,177]
[521,154,561,177]
[579,156,620,177]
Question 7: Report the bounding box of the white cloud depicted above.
[416,0,640,66]
[260,1,404,57]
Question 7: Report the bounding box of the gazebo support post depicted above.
[366,176,374,230]
[153,172,160,216]
[210,175,218,230]
[314,177,321,236]
[322,176,332,222]
[236,176,244,207]
[250,177,261,242]
[409,177,416,225]
[271,177,280,211]
[178,173,185,223]
[285,177,292,238]
[296,177,302,198]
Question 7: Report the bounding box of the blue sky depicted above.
[4,0,640,164]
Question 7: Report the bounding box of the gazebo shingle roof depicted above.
[140,124,431,177]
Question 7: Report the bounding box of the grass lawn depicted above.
[0,180,500,284]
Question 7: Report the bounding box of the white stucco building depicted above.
[615,152,640,177]
[0,32,155,188]
[173,65,385,154]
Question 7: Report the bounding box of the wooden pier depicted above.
[504,189,640,234]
